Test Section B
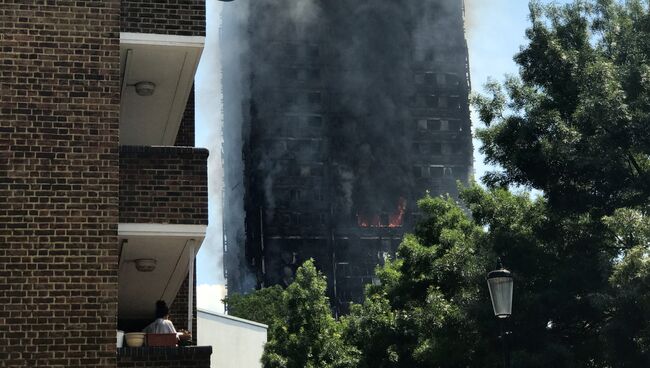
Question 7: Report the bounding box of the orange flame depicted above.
[357,197,406,228]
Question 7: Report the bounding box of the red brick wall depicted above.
[119,146,208,225]
[117,346,211,368]
[174,85,196,147]
[0,1,120,367]
[121,0,205,36]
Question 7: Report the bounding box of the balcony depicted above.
[118,145,207,322]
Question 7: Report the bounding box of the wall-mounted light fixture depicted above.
[134,81,156,96]
[134,258,157,272]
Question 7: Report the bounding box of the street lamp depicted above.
[487,260,513,368]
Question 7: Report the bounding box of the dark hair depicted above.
[155,300,169,319]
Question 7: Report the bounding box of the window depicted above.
[448,120,460,132]
[300,166,311,177]
[441,143,452,155]
[297,69,308,81]
[413,165,423,178]
[414,73,424,84]
[430,166,444,178]
[308,68,321,81]
[436,73,446,86]
[428,119,441,130]
[431,143,442,155]
[438,96,448,108]
[286,115,300,136]
[444,167,453,177]
[426,95,436,108]
[285,44,298,59]
[308,44,320,58]
[290,189,301,200]
[308,92,321,106]
[424,72,435,85]
[440,120,449,131]
[308,116,323,128]
[417,119,428,130]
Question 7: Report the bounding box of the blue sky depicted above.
[194,0,571,311]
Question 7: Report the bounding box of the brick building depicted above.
[224,0,473,313]
[1,1,210,367]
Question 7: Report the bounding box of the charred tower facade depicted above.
[225,0,472,312]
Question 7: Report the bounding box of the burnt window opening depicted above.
[431,142,442,155]
[441,143,452,155]
[309,165,323,177]
[308,92,322,106]
[426,95,436,108]
[447,120,460,132]
[308,115,323,128]
[379,213,390,226]
[307,44,320,58]
[300,165,311,177]
[413,165,429,178]
[286,92,299,106]
[291,213,300,226]
[428,119,441,130]
[446,73,461,87]
[414,73,424,84]
[290,189,301,200]
[297,69,308,82]
[286,115,300,135]
[412,142,427,154]
[452,141,465,154]
[430,166,444,179]
[319,213,327,225]
[444,167,454,178]
[424,72,435,85]
[450,96,461,110]
[436,73,446,86]
[440,119,449,131]
[438,96,448,108]
[270,141,287,156]
[308,68,321,81]
[417,119,428,130]
[284,44,298,59]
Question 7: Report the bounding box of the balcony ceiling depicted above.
[118,223,206,319]
[120,33,204,146]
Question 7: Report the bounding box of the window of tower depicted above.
[427,119,441,130]
[308,92,321,106]
[430,166,444,178]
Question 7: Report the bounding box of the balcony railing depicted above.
[117,346,212,368]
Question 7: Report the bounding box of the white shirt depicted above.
[143,318,178,334]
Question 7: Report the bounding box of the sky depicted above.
[193,0,571,313]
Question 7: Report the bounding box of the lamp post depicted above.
[487,260,513,368]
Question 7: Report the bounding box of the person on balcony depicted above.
[143,300,191,342]
[144,300,177,334]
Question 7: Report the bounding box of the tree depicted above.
[344,183,647,367]
[225,285,284,327]
[473,0,650,215]
[344,191,491,368]
[227,260,359,368]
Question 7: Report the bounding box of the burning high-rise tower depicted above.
[223,0,473,313]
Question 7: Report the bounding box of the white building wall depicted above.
[198,309,267,368]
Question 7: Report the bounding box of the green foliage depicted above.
[229,2,650,367]
[472,0,650,215]
[227,260,359,368]
[225,285,284,327]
